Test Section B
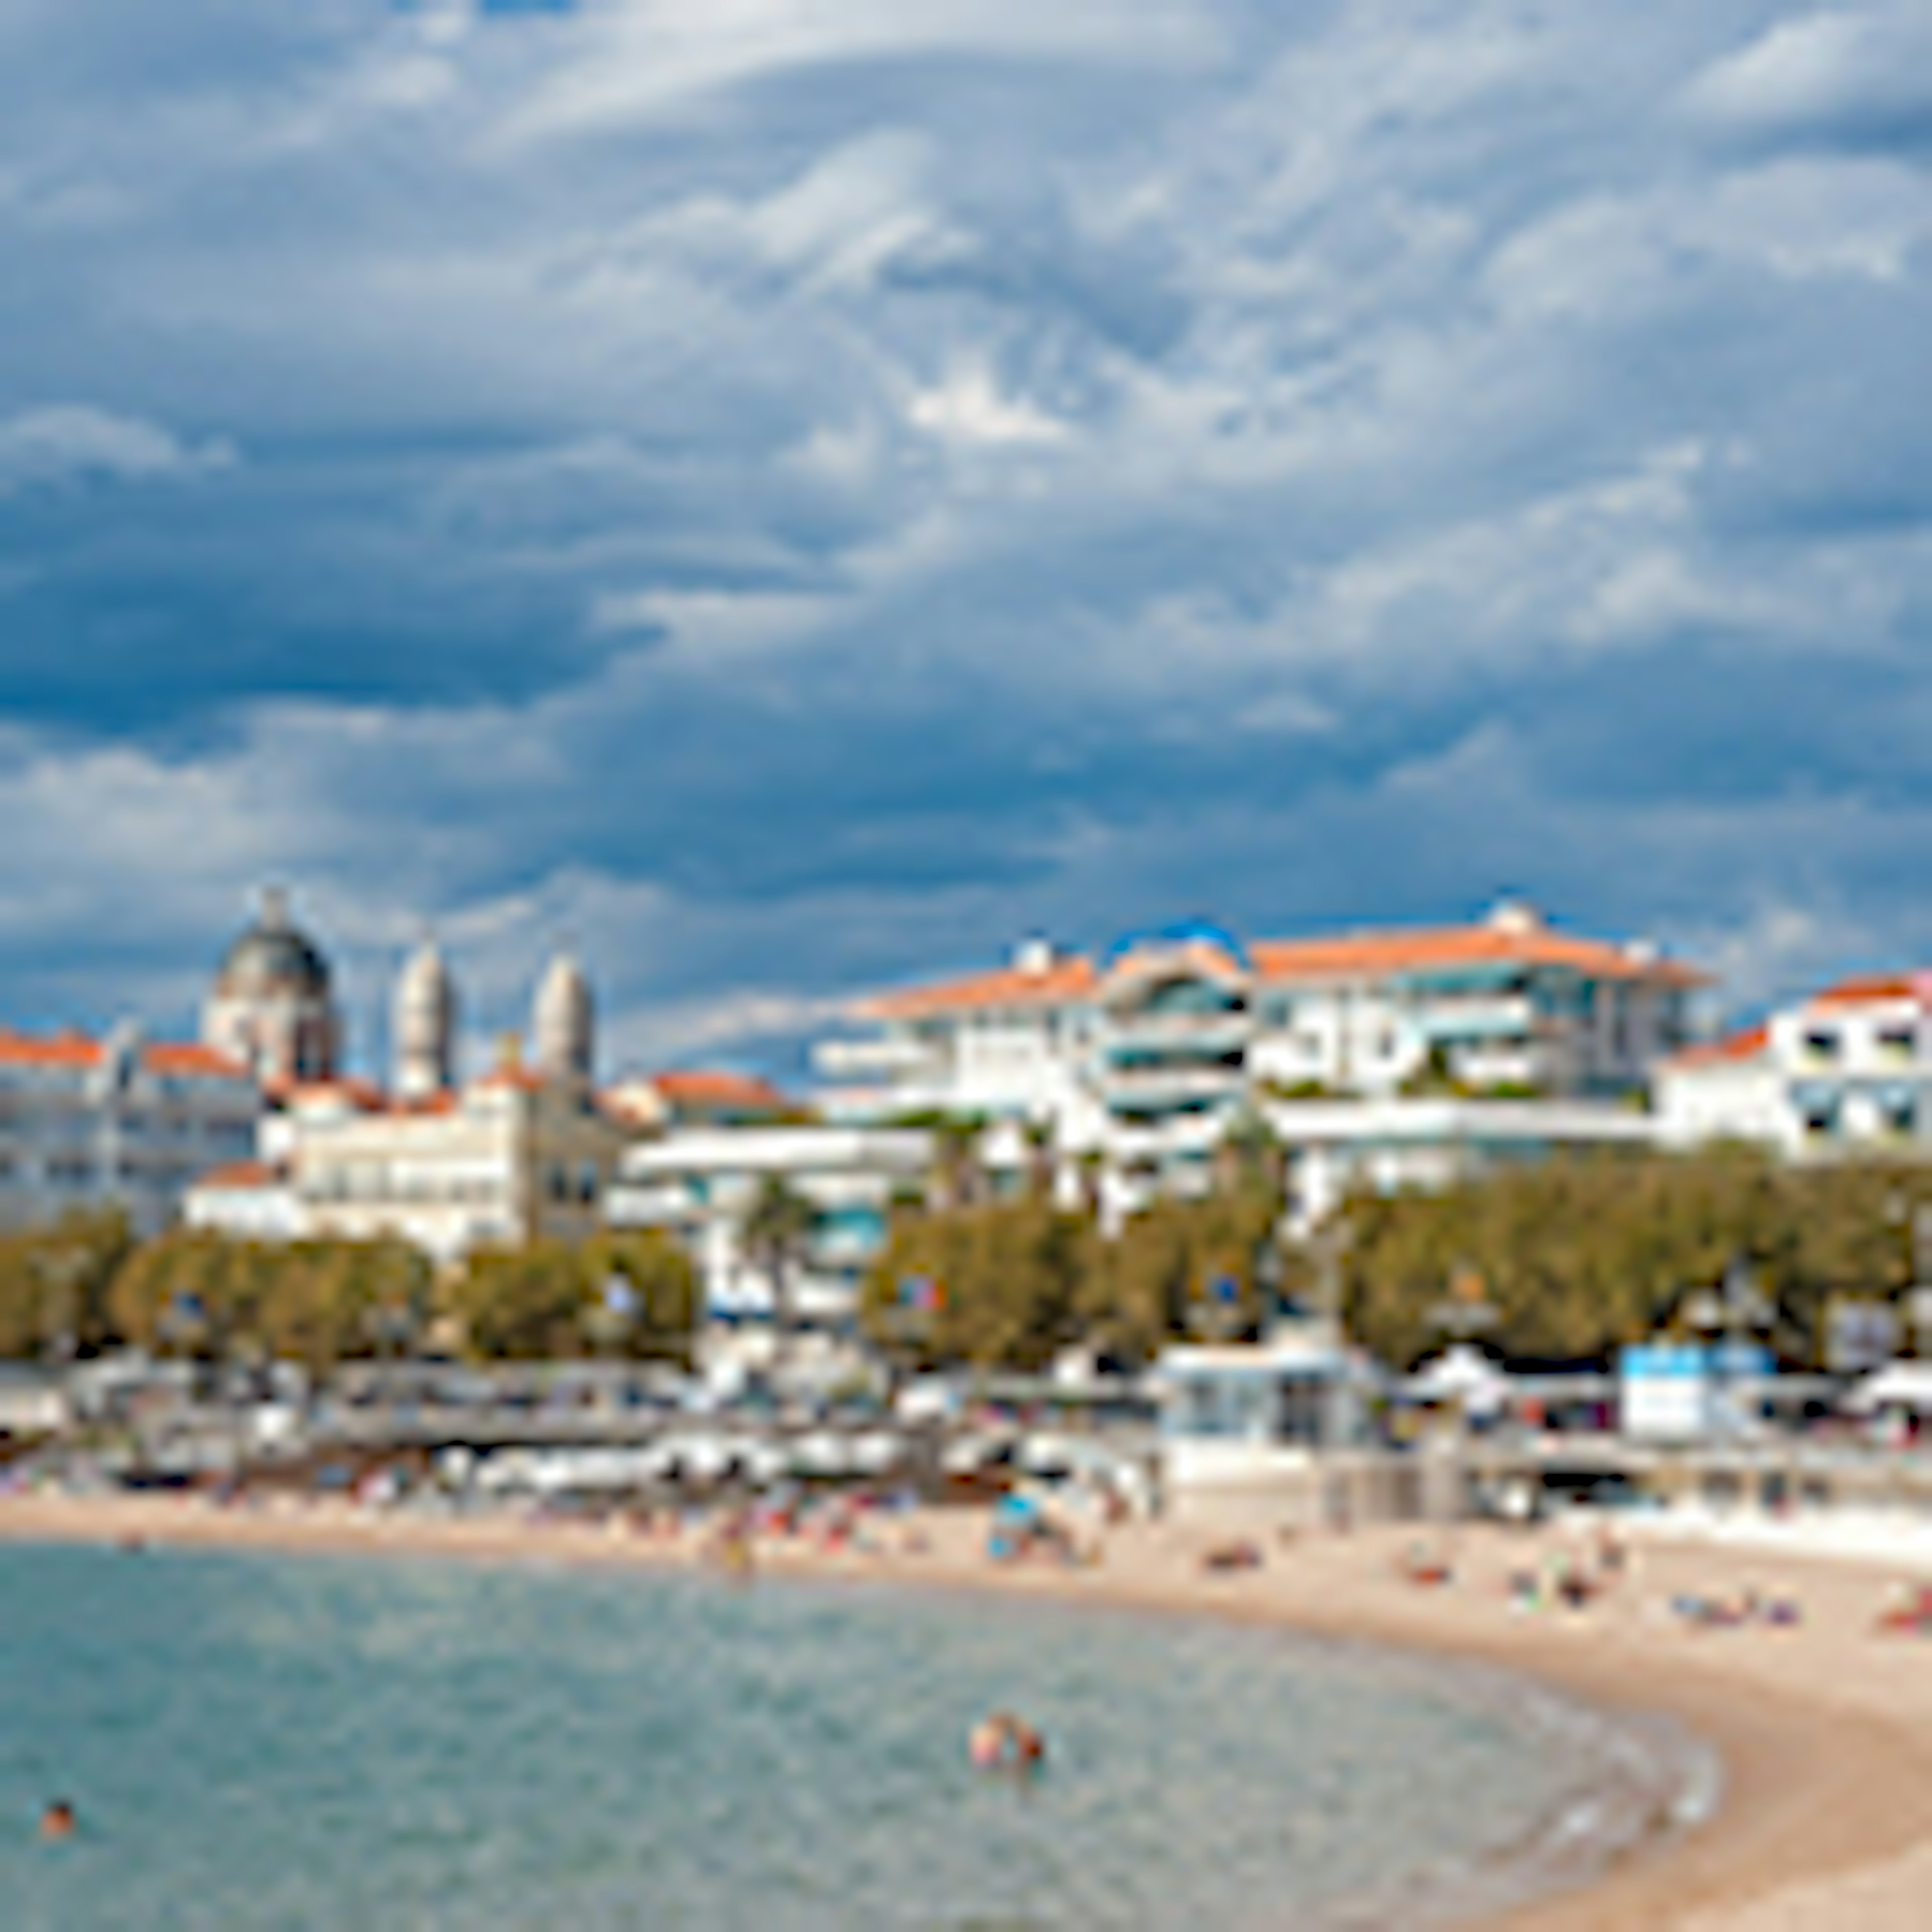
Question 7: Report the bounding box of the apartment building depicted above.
[1655,973,1932,1159]
[0,1023,259,1234]
[819,901,1700,1131]
[604,1124,932,1332]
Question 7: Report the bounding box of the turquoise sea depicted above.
[0,1539,1688,1930]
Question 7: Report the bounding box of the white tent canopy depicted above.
[1405,1343,1511,1409]
[1844,1360,1932,1415]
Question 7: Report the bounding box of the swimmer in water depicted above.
[969,1712,1046,1775]
[40,1800,76,1841]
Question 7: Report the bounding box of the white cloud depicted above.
[498,0,1218,146]
[1684,6,1932,141]
[0,404,234,494]
[906,361,1069,448]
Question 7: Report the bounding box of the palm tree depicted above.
[742,1176,822,1371]
[927,1117,986,1213]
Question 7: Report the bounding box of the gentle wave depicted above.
[0,1541,1698,1931]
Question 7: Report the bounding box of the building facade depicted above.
[820,902,1699,1129]
[815,902,1701,1214]
[228,1071,626,1263]
[189,918,627,1263]
[604,1125,931,1332]
[1655,974,1932,1160]
[0,1024,259,1235]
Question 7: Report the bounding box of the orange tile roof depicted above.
[283,1077,389,1111]
[192,1160,286,1192]
[144,1042,248,1079]
[0,1027,101,1068]
[392,1089,459,1115]
[1250,924,1707,988]
[1810,974,1923,1008]
[1660,1023,1769,1072]
[0,1028,250,1079]
[652,1069,792,1109]
[1102,937,1248,990]
[863,955,1098,1020]
[857,919,1703,1019]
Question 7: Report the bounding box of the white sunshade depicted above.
[1844,1360,1932,1415]
[1406,1343,1511,1404]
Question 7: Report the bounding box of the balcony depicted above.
[1100,1012,1251,1061]
[1414,997,1535,1043]
[1100,1062,1245,1118]
[814,1034,942,1077]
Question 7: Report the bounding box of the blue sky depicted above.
[1,0,1928,1075]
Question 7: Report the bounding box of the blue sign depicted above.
[1619,1343,1707,1379]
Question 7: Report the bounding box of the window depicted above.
[1878,1026,1916,1060]
[1803,1028,1840,1060]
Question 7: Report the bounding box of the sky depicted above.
[1,0,1928,1078]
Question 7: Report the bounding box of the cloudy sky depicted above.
[2,0,1928,1075]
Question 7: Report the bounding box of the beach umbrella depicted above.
[1406,1343,1510,1409]
[1844,1361,1932,1415]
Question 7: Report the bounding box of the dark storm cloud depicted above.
[0,1,1926,1063]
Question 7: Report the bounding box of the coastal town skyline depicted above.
[2,4,1928,1073]
[0,874,1925,1087]
[7,11,1931,1929]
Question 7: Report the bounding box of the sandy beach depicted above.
[5,1490,1930,1929]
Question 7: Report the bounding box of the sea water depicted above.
[0,1539,1696,1930]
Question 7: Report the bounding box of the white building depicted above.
[188,936,627,1264]
[822,902,1698,1123]
[1266,1095,1660,1230]
[1655,973,1932,1160]
[190,1068,626,1265]
[0,1023,260,1235]
[816,901,1701,1213]
[604,1125,932,1333]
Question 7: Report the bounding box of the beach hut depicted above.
[1152,1323,1372,1490]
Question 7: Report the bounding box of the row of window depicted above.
[0,1158,206,1189]
[1801,1025,1920,1062]
[306,1170,510,1206]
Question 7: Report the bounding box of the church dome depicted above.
[216,889,332,996]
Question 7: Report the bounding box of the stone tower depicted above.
[393,937,457,1101]
[532,953,594,1084]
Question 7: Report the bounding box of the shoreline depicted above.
[6,1491,1931,1928]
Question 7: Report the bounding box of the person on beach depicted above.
[40,1799,76,1841]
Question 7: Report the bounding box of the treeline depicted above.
[0,1213,696,1368]
[862,1186,1280,1370]
[1343,1148,1932,1366]
[865,1148,1932,1371]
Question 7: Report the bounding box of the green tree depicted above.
[445,1233,697,1362]
[742,1176,822,1363]
[0,1210,134,1359]
[576,1230,699,1359]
